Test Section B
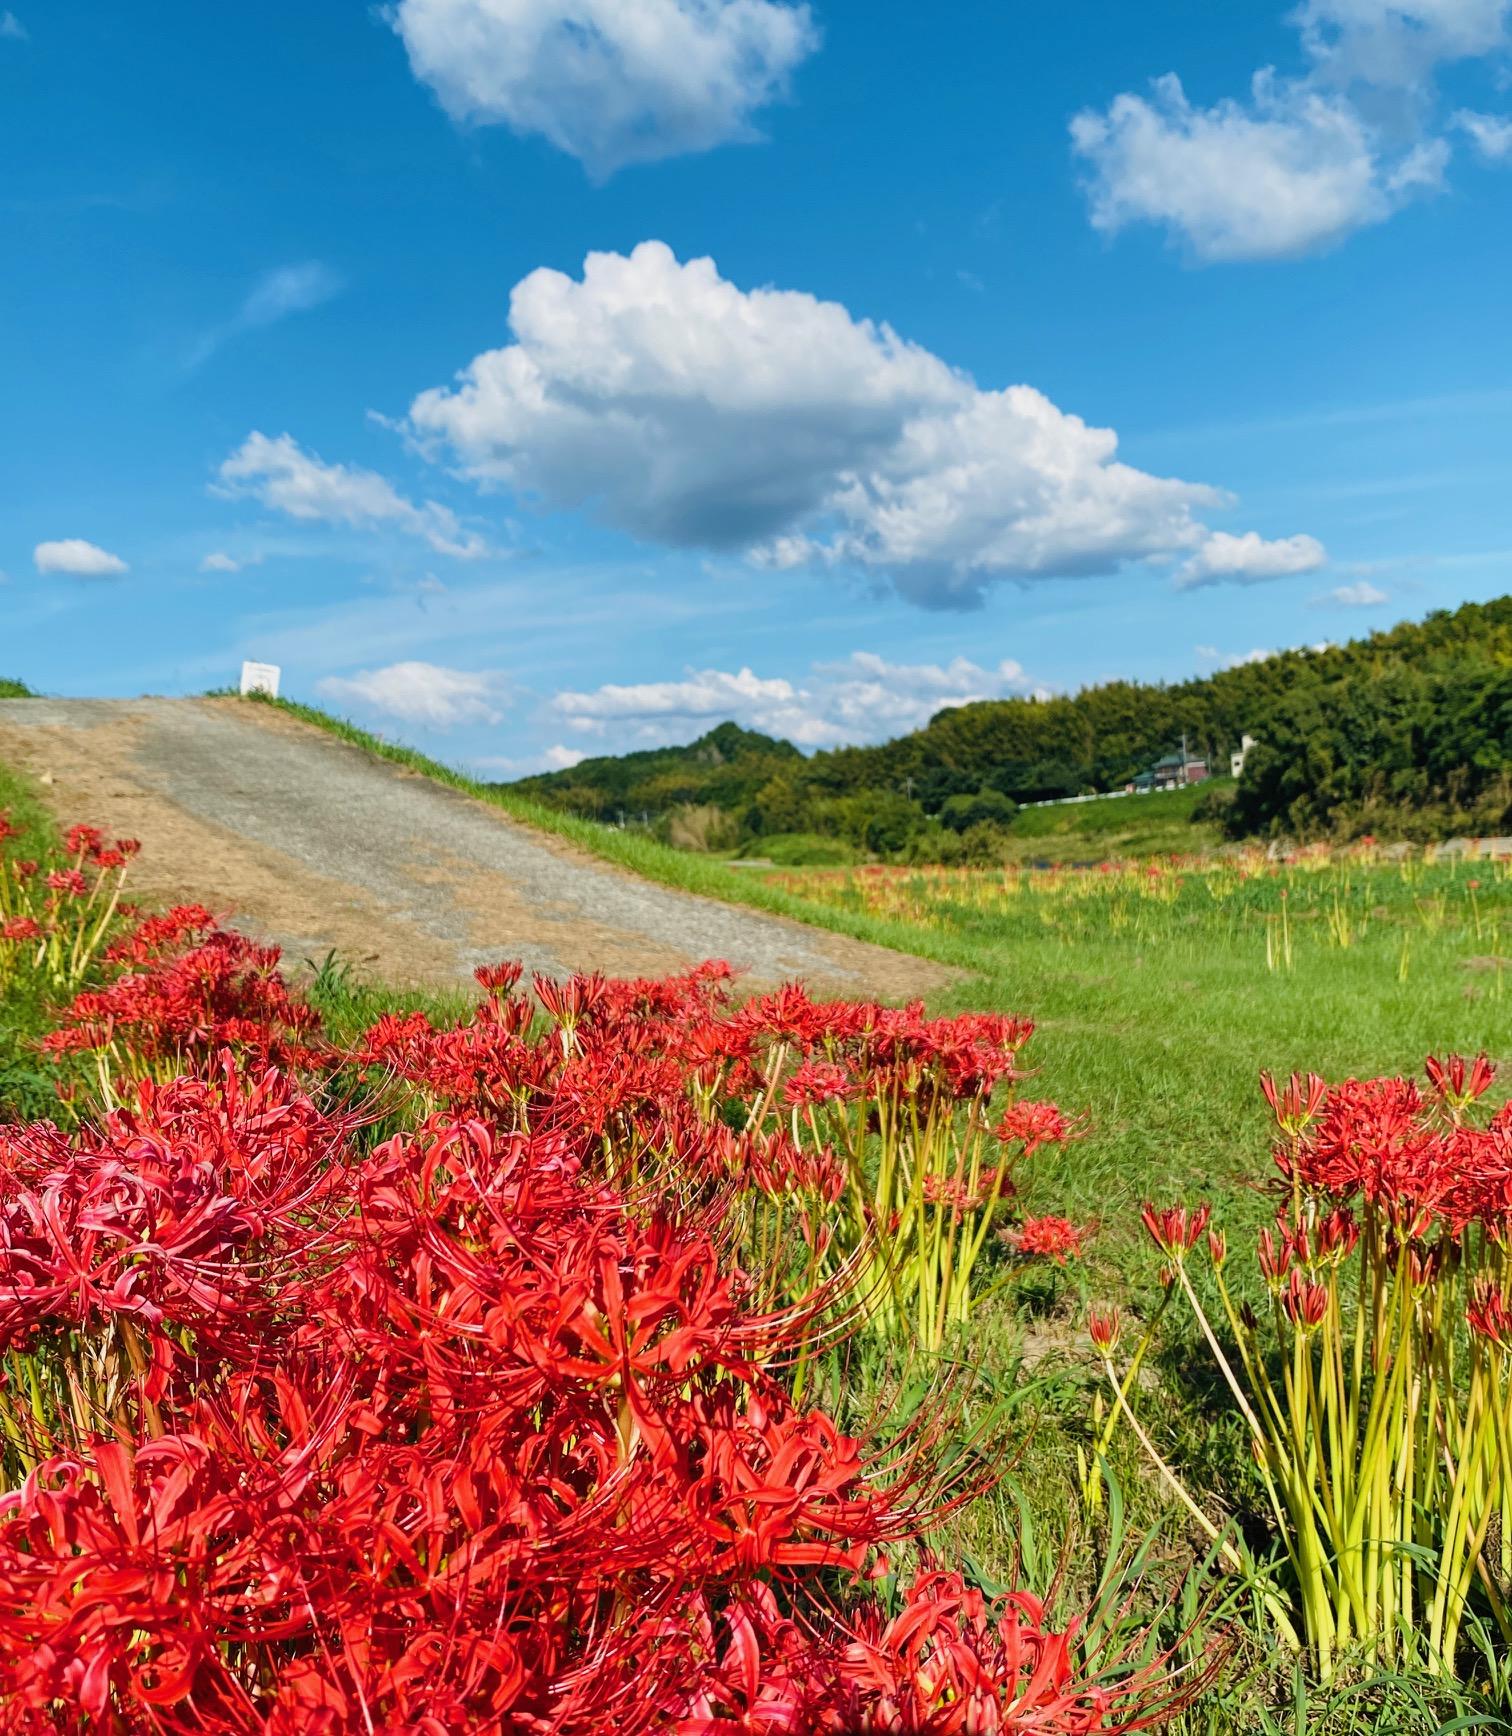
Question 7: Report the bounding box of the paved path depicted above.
[0,698,950,996]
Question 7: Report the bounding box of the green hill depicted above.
[514,597,1512,860]
[507,721,803,850]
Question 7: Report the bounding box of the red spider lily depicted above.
[681,1571,1194,1734]
[1256,1226,1291,1287]
[995,1101,1081,1157]
[1139,1204,1210,1261]
[1003,1215,1087,1264]
[474,958,524,997]
[346,962,1074,1352]
[1279,1271,1329,1330]
[782,1060,857,1108]
[1425,1052,1497,1117]
[1259,1071,1328,1138]
[1469,1279,1512,1351]
[1087,1308,1123,1356]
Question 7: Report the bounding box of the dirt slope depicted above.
[0,697,951,997]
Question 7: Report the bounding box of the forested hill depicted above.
[511,721,801,826]
[511,597,1512,850]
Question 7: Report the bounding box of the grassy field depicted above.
[1004,778,1226,861]
[762,855,1508,1256]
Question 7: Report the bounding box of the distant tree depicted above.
[939,789,1018,833]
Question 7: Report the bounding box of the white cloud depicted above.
[217,432,489,559]
[187,263,343,368]
[317,660,509,727]
[403,241,1299,608]
[549,650,1047,749]
[1323,579,1389,604]
[1453,107,1512,158]
[542,743,587,769]
[1072,0,1508,261]
[1176,529,1327,588]
[390,0,818,178]
[1294,0,1509,89]
[200,551,242,573]
[34,539,129,577]
[1071,72,1430,261]
[0,12,26,39]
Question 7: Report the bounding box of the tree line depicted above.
[511,597,1512,856]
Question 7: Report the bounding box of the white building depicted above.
[1231,733,1257,780]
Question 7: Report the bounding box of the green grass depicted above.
[1005,778,1226,862]
[725,830,866,866]
[0,752,68,1119]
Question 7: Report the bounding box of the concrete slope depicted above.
[0,698,951,996]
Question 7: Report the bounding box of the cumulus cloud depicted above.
[34,539,129,577]
[1323,579,1389,605]
[1072,0,1508,261]
[405,242,1301,607]
[390,0,818,178]
[317,660,509,727]
[217,432,489,559]
[200,551,242,573]
[1453,107,1512,158]
[549,650,1047,749]
[1072,72,1441,260]
[1072,74,1387,260]
[187,262,343,369]
[1176,529,1327,588]
[542,743,587,770]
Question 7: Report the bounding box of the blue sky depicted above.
[3,0,1510,774]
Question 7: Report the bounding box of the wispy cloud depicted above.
[185,262,343,370]
[0,12,27,41]
[215,431,490,560]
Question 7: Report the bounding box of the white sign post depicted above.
[240,660,281,698]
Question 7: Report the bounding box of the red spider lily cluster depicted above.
[0,1059,1174,1732]
[0,816,139,994]
[40,905,320,1094]
[351,964,1079,1351]
[0,816,1192,1731]
[1095,1058,1512,1678]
